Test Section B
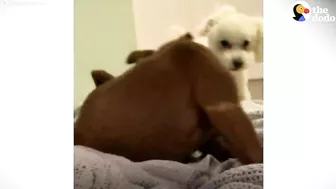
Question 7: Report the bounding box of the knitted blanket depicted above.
[74,100,263,189]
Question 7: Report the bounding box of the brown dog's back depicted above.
[75,42,212,161]
[75,37,262,164]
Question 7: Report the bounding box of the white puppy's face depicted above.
[207,15,259,71]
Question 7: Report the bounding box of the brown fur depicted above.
[126,50,155,64]
[91,70,114,87]
[75,34,262,164]
[89,69,231,162]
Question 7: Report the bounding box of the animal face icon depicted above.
[293,3,310,22]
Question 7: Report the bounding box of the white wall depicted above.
[132,0,193,49]
[132,0,263,79]
[74,0,136,107]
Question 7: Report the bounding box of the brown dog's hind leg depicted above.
[193,66,263,164]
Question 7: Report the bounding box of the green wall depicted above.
[74,0,136,107]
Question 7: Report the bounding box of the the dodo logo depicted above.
[293,1,335,22]
[293,1,311,22]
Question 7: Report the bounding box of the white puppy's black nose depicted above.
[232,59,243,69]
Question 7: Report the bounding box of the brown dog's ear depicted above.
[91,70,114,87]
[126,50,155,64]
[179,32,194,40]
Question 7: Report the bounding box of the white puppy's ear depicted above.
[253,18,263,63]
[198,18,218,36]
[197,4,237,36]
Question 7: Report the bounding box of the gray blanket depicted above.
[74,100,263,189]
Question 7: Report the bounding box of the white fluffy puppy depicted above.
[203,13,263,101]
[168,4,263,101]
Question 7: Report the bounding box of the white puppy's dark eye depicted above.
[220,40,232,49]
[242,40,250,49]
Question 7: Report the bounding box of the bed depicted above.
[74,100,263,189]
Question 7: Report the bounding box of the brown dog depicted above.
[89,70,230,163]
[90,70,234,163]
[75,34,262,164]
